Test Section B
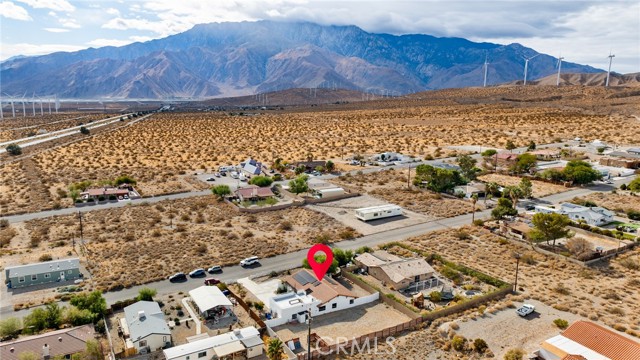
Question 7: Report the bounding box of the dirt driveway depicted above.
[454,299,582,358]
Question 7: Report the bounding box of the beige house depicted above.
[354,251,435,290]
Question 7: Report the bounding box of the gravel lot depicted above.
[454,299,582,358]
[307,194,430,235]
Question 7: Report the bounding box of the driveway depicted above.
[237,277,282,309]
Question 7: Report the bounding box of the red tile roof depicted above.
[561,321,640,360]
[284,269,355,305]
[561,356,587,360]
[235,185,274,198]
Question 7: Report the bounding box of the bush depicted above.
[79,126,90,135]
[95,319,106,334]
[248,176,273,187]
[136,287,157,301]
[473,338,488,353]
[553,318,569,329]
[39,254,53,262]
[451,335,466,351]
[5,143,22,156]
[627,210,640,220]
[429,291,442,302]
[504,348,524,360]
[254,301,265,311]
[0,317,22,340]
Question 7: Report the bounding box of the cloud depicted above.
[0,1,32,21]
[43,27,68,32]
[105,7,119,16]
[15,0,74,12]
[0,42,84,60]
[59,17,80,28]
[86,38,133,47]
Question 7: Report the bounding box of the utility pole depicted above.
[513,253,521,293]
[78,211,84,243]
[307,307,312,360]
[407,165,412,190]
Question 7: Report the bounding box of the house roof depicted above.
[559,203,614,221]
[608,151,640,160]
[529,149,561,156]
[235,185,274,198]
[294,161,326,169]
[284,269,355,305]
[627,148,640,154]
[561,356,587,360]
[507,222,533,234]
[82,187,130,196]
[355,251,402,268]
[5,258,79,278]
[497,153,518,160]
[561,321,640,360]
[241,158,262,175]
[189,286,232,313]
[123,301,170,342]
[163,327,260,360]
[0,325,95,360]
[213,341,245,357]
[379,258,435,284]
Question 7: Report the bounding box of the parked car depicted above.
[214,172,221,177]
[123,194,129,200]
[206,177,216,182]
[240,256,259,267]
[220,171,227,177]
[222,289,231,296]
[169,272,187,282]
[189,268,206,277]
[516,304,535,317]
[524,204,535,211]
[207,265,222,273]
[204,278,220,286]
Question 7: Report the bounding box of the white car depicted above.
[516,304,535,317]
[240,256,259,267]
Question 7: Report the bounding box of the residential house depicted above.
[370,152,402,163]
[234,185,274,202]
[293,160,326,172]
[529,149,561,160]
[188,286,233,320]
[501,221,532,241]
[80,184,138,201]
[537,320,640,360]
[430,162,462,171]
[122,301,171,353]
[163,326,263,360]
[600,152,640,169]
[354,251,435,290]
[453,182,486,199]
[628,148,640,155]
[496,153,518,166]
[0,325,96,360]
[240,158,263,176]
[5,258,81,289]
[534,203,614,226]
[265,269,379,327]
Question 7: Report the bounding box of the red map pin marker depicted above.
[307,244,333,281]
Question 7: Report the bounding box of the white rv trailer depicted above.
[355,204,402,221]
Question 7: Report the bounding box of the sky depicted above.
[0,0,639,73]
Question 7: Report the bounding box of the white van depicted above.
[240,256,259,267]
[239,173,247,182]
[230,171,239,179]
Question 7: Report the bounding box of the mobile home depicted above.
[355,204,402,221]
[5,258,81,289]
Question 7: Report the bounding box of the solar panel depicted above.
[294,271,317,285]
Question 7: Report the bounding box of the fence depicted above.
[225,288,267,328]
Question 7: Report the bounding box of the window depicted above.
[198,352,207,358]
[31,274,38,281]
[18,277,25,283]
[186,356,190,360]
[291,314,297,320]
[139,340,147,347]
[332,303,337,309]
[318,305,326,312]
[163,336,167,342]
[68,270,73,274]
[349,299,354,305]
[44,273,51,279]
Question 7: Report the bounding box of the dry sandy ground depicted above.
[307,194,430,235]
[478,173,570,198]
[1,85,639,215]
[573,191,640,213]
[1,197,358,292]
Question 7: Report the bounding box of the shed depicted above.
[316,187,346,199]
[5,258,80,289]
[189,286,233,319]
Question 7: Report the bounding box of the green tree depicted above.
[325,160,335,173]
[302,255,339,275]
[249,176,273,187]
[44,302,63,329]
[18,352,39,360]
[413,164,466,193]
[84,340,103,360]
[539,168,565,182]
[527,141,536,151]
[503,185,524,208]
[530,212,572,248]
[70,291,107,320]
[114,175,137,186]
[473,338,488,353]
[429,291,442,302]
[267,338,284,360]
[332,248,354,267]
[5,143,22,156]
[504,348,524,360]
[136,287,157,302]
[69,189,80,202]
[63,307,94,326]
[484,182,500,206]
[562,160,601,185]
[511,153,537,174]
[519,178,533,199]
[471,193,479,224]
[211,185,231,200]
[505,140,517,152]
[314,165,325,173]
[0,317,22,339]
[628,177,640,192]
[79,126,90,135]
[294,165,306,175]
[456,154,478,180]
[481,149,497,157]
[23,308,48,333]
[288,174,309,195]
[491,198,518,220]
[451,335,466,351]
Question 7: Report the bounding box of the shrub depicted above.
[254,301,265,311]
[429,291,442,302]
[5,143,22,156]
[451,335,466,351]
[627,210,640,220]
[278,221,292,231]
[553,318,569,329]
[39,254,53,262]
[0,317,22,340]
[248,176,273,187]
[473,338,488,353]
[504,348,524,360]
[79,126,90,135]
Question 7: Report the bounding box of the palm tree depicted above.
[484,182,499,206]
[267,338,284,360]
[471,193,478,224]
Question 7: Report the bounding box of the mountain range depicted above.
[0,20,604,99]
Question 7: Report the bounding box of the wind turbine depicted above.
[4,93,16,118]
[32,93,36,116]
[21,91,27,118]
[605,52,615,87]
[556,55,564,87]
[483,55,490,87]
[522,54,540,86]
